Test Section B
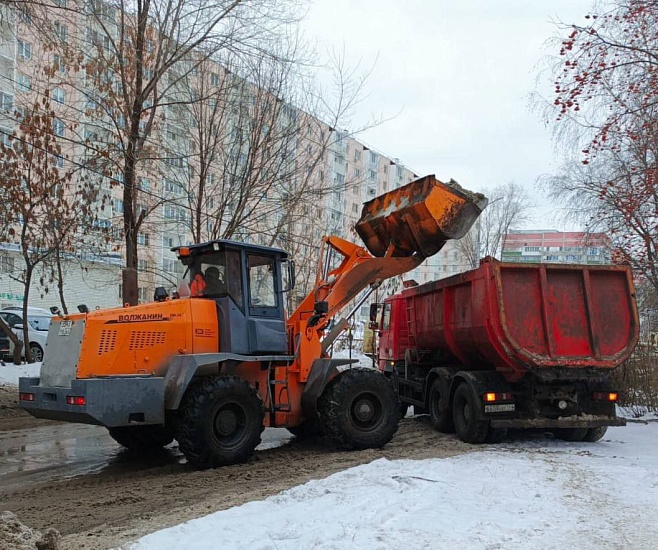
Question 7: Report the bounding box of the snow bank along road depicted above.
[131,423,658,550]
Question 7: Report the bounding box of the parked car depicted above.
[0,307,52,362]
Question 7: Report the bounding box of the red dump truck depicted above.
[375,258,639,444]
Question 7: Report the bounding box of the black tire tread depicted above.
[452,383,488,444]
[318,368,399,450]
[176,375,264,469]
[108,425,174,450]
[428,379,455,433]
[582,426,608,442]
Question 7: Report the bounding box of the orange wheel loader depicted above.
[19,175,487,469]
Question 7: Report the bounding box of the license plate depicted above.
[59,320,73,336]
[485,404,516,413]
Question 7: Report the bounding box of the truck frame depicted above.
[375,257,639,443]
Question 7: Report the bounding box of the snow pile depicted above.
[0,363,41,387]
[617,405,658,421]
[128,423,658,550]
[0,511,59,550]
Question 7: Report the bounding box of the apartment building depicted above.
[0,2,471,317]
[501,230,612,265]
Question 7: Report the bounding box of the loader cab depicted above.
[174,240,293,355]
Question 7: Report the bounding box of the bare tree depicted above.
[0,97,99,361]
[458,182,532,267]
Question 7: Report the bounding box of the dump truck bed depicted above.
[399,259,639,381]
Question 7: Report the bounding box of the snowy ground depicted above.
[128,423,658,550]
[0,361,40,386]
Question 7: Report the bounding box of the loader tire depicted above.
[288,418,323,439]
[176,376,264,469]
[108,425,174,450]
[582,426,608,442]
[428,379,454,433]
[452,383,488,444]
[318,368,399,450]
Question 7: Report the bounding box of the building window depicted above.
[354,149,361,161]
[137,259,149,271]
[17,74,31,92]
[369,151,378,165]
[137,232,150,246]
[211,73,219,86]
[53,0,67,7]
[0,256,14,273]
[0,93,13,112]
[113,198,124,213]
[54,22,68,43]
[52,118,65,137]
[17,39,31,60]
[52,87,66,104]
[524,246,540,252]
[138,287,150,302]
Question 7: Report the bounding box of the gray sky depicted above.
[302,0,594,229]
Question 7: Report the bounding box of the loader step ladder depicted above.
[268,362,291,427]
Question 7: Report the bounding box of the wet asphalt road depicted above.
[0,424,294,494]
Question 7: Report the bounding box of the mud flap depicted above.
[301,358,359,419]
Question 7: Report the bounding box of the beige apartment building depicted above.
[0,2,469,316]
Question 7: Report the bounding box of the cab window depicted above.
[248,254,276,308]
[381,303,392,330]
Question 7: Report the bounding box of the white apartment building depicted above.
[0,3,472,319]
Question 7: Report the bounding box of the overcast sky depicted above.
[302,0,595,230]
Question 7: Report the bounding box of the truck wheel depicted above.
[108,425,174,450]
[553,428,589,441]
[582,426,608,442]
[428,379,454,433]
[452,383,488,444]
[318,368,399,450]
[485,427,508,443]
[176,376,264,469]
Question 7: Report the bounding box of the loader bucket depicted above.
[355,174,488,258]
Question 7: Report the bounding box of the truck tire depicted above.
[582,426,608,442]
[428,379,454,433]
[452,383,488,444]
[108,425,174,450]
[176,375,264,469]
[554,428,589,441]
[485,427,508,444]
[318,368,399,450]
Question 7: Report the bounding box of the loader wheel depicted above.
[428,379,454,433]
[582,426,608,442]
[553,428,589,442]
[108,425,174,450]
[288,418,324,439]
[452,383,488,444]
[176,376,264,469]
[318,368,399,450]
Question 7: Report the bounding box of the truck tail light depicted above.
[19,392,35,401]
[484,392,512,402]
[593,392,618,402]
[66,396,86,406]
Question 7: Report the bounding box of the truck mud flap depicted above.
[490,416,626,429]
[18,376,165,427]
